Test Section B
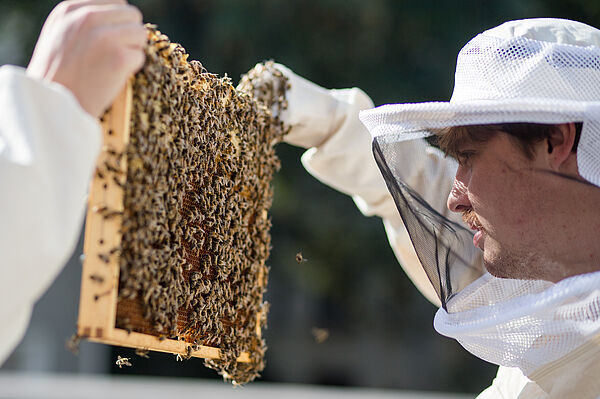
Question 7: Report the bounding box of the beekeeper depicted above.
[275,18,600,398]
[0,0,145,364]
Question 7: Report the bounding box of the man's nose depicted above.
[447,177,470,213]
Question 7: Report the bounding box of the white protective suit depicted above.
[0,65,102,365]
[275,64,600,398]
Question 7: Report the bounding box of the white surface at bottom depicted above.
[0,372,472,399]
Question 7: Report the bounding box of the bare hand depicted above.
[26,0,146,118]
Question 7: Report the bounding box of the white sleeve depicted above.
[276,64,466,306]
[0,65,102,364]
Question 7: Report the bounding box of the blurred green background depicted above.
[1,0,599,395]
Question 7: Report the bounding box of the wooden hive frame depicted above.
[77,81,255,364]
[75,29,291,384]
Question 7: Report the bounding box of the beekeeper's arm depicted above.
[276,64,464,307]
[0,0,145,365]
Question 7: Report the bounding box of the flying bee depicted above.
[135,348,150,359]
[311,327,330,344]
[295,252,308,263]
[116,355,132,368]
[65,333,81,355]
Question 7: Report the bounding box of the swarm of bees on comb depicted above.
[80,25,289,385]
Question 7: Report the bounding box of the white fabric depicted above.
[358,18,600,187]
[0,65,102,364]
[435,271,600,376]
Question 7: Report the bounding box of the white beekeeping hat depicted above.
[360,18,600,187]
[357,19,600,310]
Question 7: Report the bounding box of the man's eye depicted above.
[457,151,476,165]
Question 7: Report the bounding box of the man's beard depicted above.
[461,209,564,281]
[483,247,567,281]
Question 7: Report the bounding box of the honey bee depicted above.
[183,345,193,360]
[120,317,133,334]
[295,252,308,263]
[65,333,81,355]
[97,253,110,264]
[113,176,126,188]
[92,205,108,214]
[135,348,150,358]
[93,289,111,301]
[116,355,132,368]
[103,210,123,220]
[311,327,330,344]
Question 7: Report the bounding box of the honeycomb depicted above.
[106,25,289,384]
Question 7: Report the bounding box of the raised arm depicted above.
[276,64,467,306]
[0,0,145,364]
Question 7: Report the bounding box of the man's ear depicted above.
[546,123,577,171]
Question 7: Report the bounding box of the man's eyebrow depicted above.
[436,134,473,158]
[435,126,492,159]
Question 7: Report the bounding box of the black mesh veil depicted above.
[372,136,484,310]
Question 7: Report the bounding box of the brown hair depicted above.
[434,122,582,160]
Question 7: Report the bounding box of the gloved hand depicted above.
[272,63,353,149]
[26,0,146,118]
[240,61,363,149]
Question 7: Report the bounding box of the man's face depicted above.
[446,132,568,281]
